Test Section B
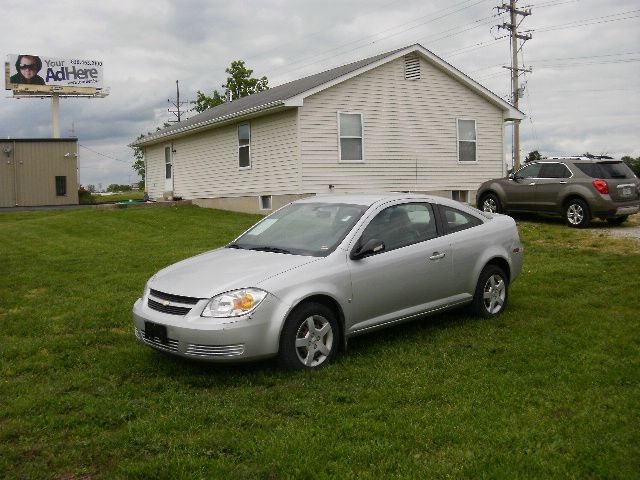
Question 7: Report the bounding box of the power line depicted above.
[79,144,130,165]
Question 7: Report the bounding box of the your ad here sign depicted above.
[7,54,104,88]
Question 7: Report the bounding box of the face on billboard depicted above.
[6,54,104,92]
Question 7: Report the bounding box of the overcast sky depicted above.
[2,0,638,187]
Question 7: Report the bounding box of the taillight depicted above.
[593,179,609,195]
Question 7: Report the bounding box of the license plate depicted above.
[144,321,168,345]
[622,187,631,196]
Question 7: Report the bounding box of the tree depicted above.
[193,60,269,113]
[87,184,96,193]
[622,155,640,177]
[525,150,543,163]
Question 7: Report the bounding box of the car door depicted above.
[503,162,542,210]
[534,162,572,212]
[347,202,455,334]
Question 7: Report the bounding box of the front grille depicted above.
[135,327,179,352]
[185,343,245,357]
[149,289,200,305]
[148,298,192,316]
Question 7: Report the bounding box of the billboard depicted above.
[5,54,105,95]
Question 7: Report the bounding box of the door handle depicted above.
[528,182,536,186]
[429,252,446,261]
[559,181,567,184]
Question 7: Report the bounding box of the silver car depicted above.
[133,194,524,370]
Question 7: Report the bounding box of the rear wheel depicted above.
[480,193,502,214]
[472,265,509,318]
[606,215,628,225]
[278,303,339,370]
[565,199,591,228]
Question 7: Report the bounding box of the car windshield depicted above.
[229,202,368,256]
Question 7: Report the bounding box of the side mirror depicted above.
[350,238,385,260]
[508,173,515,180]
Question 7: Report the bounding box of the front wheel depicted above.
[472,265,509,318]
[565,199,591,228]
[278,303,339,370]
[480,193,502,214]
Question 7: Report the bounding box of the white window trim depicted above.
[456,118,478,164]
[338,112,365,163]
[259,195,272,211]
[238,122,251,170]
[164,144,173,179]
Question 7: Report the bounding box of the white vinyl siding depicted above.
[299,56,503,193]
[338,112,364,162]
[145,110,299,199]
[145,147,166,200]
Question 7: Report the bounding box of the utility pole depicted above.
[168,80,191,123]
[497,0,532,170]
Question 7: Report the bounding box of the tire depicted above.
[606,216,628,225]
[278,302,339,370]
[471,265,509,318]
[480,193,502,214]
[565,198,591,228]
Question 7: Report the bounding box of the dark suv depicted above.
[476,158,640,227]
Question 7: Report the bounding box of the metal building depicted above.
[0,138,79,207]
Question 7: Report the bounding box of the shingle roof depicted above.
[132,44,522,147]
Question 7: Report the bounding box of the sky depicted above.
[1,0,638,188]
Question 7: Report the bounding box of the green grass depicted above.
[1,206,638,479]
[93,191,146,203]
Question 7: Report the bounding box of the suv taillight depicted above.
[593,179,609,195]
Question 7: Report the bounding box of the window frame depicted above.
[164,145,172,180]
[238,122,251,170]
[338,112,364,163]
[55,176,67,196]
[456,118,477,164]
[259,195,272,211]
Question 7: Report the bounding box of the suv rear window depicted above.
[573,162,636,179]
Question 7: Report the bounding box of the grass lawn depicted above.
[1,206,638,479]
[92,191,146,204]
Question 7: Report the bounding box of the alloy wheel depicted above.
[483,274,505,314]
[295,315,334,367]
[567,204,584,226]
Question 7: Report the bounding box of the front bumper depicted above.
[132,294,285,362]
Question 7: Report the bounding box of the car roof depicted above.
[294,192,444,207]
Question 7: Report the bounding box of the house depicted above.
[132,44,524,214]
[0,138,79,207]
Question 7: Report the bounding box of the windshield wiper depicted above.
[226,243,245,249]
[249,246,292,254]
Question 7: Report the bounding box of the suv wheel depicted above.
[480,193,502,214]
[565,198,591,228]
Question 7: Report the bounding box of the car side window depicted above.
[539,163,571,179]
[515,163,542,179]
[359,203,436,253]
[439,205,483,234]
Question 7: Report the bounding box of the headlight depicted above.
[201,288,268,318]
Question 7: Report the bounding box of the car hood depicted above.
[149,247,320,299]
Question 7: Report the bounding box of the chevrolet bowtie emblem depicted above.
[162,300,171,306]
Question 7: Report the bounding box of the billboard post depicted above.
[52,94,60,138]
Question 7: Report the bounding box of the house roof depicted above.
[132,44,524,147]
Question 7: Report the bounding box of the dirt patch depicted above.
[589,215,640,241]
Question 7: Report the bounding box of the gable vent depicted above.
[404,54,421,80]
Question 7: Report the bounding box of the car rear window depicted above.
[573,162,636,179]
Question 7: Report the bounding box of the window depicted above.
[55,176,67,196]
[339,113,363,162]
[457,119,476,162]
[260,195,272,211]
[164,146,172,179]
[360,203,437,253]
[238,123,251,168]
[439,205,482,234]
[452,190,469,203]
[574,161,635,179]
[539,163,572,179]
[514,163,542,179]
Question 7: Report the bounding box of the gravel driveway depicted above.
[592,215,640,240]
